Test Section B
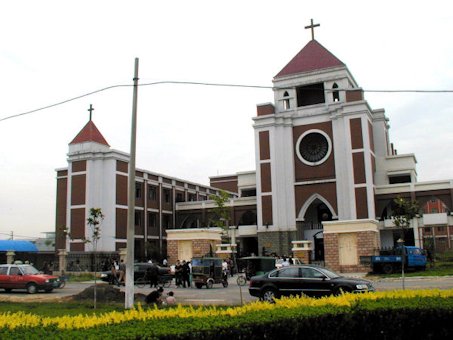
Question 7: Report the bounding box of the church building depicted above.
[55,21,453,272]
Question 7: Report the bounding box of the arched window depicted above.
[283,91,290,110]
[332,83,340,102]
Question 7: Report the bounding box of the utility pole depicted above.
[125,57,139,309]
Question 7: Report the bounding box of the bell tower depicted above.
[253,20,380,261]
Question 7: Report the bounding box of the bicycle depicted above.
[236,273,247,286]
[136,274,172,288]
[54,274,68,289]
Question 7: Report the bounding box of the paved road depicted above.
[0,275,452,305]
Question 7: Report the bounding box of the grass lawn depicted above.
[0,301,125,317]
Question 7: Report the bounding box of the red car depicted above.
[0,264,59,293]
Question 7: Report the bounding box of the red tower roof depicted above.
[275,40,345,78]
[69,120,110,146]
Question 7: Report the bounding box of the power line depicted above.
[1,80,452,123]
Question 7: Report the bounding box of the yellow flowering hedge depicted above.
[0,289,451,331]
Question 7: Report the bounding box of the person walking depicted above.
[175,260,182,288]
[148,263,159,288]
[182,260,190,288]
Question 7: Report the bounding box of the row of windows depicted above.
[134,211,172,228]
[423,226,448,233]
[135,183,206,203]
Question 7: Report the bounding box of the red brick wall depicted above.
[325,231,379,273]
[55,176,67,250]
[72,160,86,172]
[115,208,127,239]
[116,174,127,205]
[167,240,178,264]
[70,208,85,239]
[355,187,369,219]
[166,239,219,265]
[260,163,272,193]
[70,243,85,251]
[346,89,363,102]
[192,239,217,258]
[71,174,86,205]
[353,152,366,184]
[257,104,275,116]
[293,250,311,264]
[324,233,340,271]
[210,176,238,193]
[261,196,273,225]
[350,118,363,149]
[116,160,128,173]
[259,131,270,160]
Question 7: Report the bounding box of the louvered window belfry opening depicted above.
[296,82,325,107]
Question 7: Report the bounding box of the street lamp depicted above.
[397,238,405,290]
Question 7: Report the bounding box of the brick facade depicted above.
[323,220,380,273]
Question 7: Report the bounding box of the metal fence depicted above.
[66,251,118,272]
[0,251,119,273]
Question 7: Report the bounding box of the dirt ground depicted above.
[71,285,147,303]
[0,285,147,303]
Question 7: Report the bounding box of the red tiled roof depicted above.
[275,40,345,78]
[69,120,110,146]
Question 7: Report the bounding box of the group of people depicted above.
[145,287,176,306]
[173,260,191,288]
[41,261,54,275]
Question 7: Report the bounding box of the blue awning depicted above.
[0,240,39,252]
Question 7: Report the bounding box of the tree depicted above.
[209,190,231,229]
[392,196,420,241]
[391,196,419,289]
[86,207,104,309]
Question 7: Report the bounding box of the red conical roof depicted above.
[275,40,345,78]
[69,120,110,146]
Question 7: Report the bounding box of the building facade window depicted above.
[162,214,171,229]
[148,186,157,200]
[148,212,157,228]
[332,83,340,102]
[164,189,171,203]
[134,211,142,227]
[135,182,142,199]
[283,91,290,110]
[176,192,184,202]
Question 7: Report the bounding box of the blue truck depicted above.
[370,246,427,274]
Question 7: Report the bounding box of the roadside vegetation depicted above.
[0,301,123,317]
[0,290,452,339]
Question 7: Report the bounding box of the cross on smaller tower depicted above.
[305,18,320,40]
[88,104,94,121]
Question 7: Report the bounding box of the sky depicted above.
[0,0,452,239]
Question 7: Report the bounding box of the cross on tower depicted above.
[88,104,94,121]
[305,18,320,40]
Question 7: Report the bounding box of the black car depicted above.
[249,265,375,302]
[100,262,172,285]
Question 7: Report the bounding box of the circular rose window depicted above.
[296,130,332,166]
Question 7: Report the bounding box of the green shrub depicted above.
[0,297,452,339]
